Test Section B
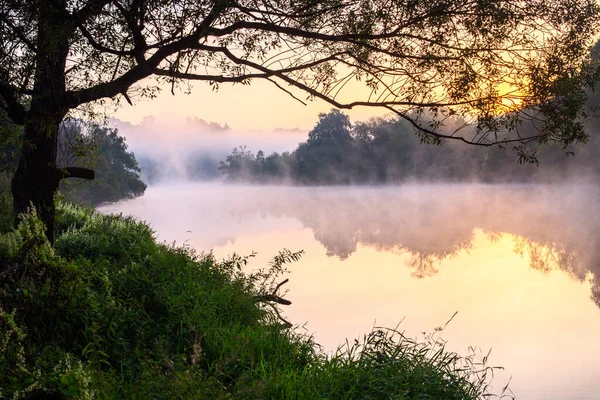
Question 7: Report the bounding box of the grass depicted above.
[0,201,510,399]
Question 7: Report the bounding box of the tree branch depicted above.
[253,278,293,327]
[76,24,134,56]
[0,14,37,52]
[64,2,227,108]
[58,167,95,180]
[205,20,478,53]
[194,44,484,109]
[389,107,541,147]
[253,278,292,305]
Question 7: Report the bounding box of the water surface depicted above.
[100,183,600,399]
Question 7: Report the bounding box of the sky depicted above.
[112,77,390,132]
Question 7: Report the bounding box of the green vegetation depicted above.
[0,202,507,399]
[57,122,147,206]
[219,109,600,184]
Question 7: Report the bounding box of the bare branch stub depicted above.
[254,278,291,306]
[254,278,293,327]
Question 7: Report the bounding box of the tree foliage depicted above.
[58,122,147,205]
[1,0,600,239]
[1,1,598,144]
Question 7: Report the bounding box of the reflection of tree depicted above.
[370,236,474,278]
[405,252,442,279]
[593,285,600,309]
[255,187,479,264]
[512,238,579,275]
[313,227,359,259]
[511,237,600,310]
[230,185,600,309]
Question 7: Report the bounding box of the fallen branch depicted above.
[253,278,291,305]
[253,278,293,327]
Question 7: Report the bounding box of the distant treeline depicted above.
[218,109,600,184]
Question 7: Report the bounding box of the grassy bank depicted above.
[0,202,506,399]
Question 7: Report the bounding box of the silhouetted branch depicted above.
[58,167,95,180]
[254,278,292,306]
[266,303,293,329]
[253,278,293,327]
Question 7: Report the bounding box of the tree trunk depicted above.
[9,0,93,243]
[11,121,94,243]
[11,122,62,243]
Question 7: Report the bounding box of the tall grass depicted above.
[0,202,511,399]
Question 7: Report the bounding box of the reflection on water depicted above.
[100,183,600,400]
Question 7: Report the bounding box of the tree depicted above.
[218,145,256,181]
[58,122,147,204]
[307,109,352,147]
[1,0,599,241]
[296,110,355,183]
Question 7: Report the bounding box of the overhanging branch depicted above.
[195,44,484,109]
[389,107,541,147]
[64,3,227,108]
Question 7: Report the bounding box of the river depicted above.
[99,182,600,399]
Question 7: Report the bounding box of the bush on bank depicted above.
[0,203,504,399]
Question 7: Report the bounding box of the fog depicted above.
[109,104,600,188]
[109,116,307,182]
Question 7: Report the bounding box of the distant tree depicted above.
[1,0,599,240]
[59,123,147,204]
[221,105,600,185]
[218,146,257,181]
[263,151,293,181]
[296,111,355,183]
[307,110,352,147]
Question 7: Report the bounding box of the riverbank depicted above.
[0,202,502,399]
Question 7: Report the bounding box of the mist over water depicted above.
[101,182,600,400]
[108,116,307,183]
